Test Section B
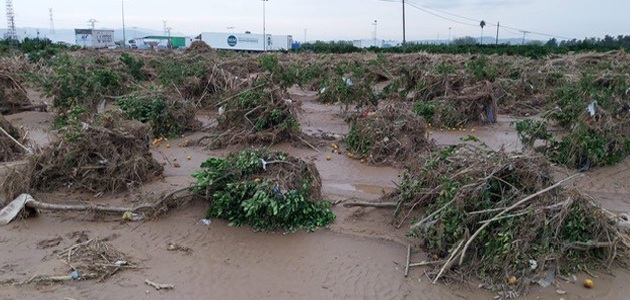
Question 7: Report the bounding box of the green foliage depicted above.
[465,56,499,82]
[319,75,376,110]
[120,53,146,81]
[116,86,197,138]
[515,73,630,169]
[152,57,207,88]
[413,101,436,122]
[513,119,554,148]
[40,54,125,112]
[192,149,335,231]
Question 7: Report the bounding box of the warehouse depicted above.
[74,29,115,49]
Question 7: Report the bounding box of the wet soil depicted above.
[1,91,630,299]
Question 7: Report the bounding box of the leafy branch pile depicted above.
[5,117,163,194]
[514,73,630,169]
[345,105,433,166]
[117,85,200,138]
[192,149,335,231]
[204,78,301,148]
[392,145,630,290]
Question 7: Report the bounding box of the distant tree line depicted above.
[297,35,630,58]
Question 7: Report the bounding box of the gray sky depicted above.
[5,0,629,41]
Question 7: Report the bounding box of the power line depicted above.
[373,0,574,40]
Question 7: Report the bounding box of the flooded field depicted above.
[2,49,630,299]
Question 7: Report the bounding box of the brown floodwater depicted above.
[2,91,630,299]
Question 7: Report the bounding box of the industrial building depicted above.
[200,32,293,51]
[75,29,115,49]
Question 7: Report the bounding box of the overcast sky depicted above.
[4,0,629,41]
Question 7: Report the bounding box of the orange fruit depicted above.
[254,178,261,183]
[326,155,331,161]
[509,277,516,285]
[584,279,594,289]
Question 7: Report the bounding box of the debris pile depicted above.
[202,78,303,148]
[56,237,134,282]
[7,119,162,194]
[345,105,433,166]
[0,115,24,162]
[193,149,334,231]
[392,145,630,290]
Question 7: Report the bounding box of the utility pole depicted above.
[121,0,127,48]
[262,0,268,52]
[448,27,452,45]
[304,28,307,43]
[372,20,378,48]
[163,21,167,35]
[49,8,55,34]
[4,0,18,46]
[521,30,530,45]
[88,19,98,29]
[166,27,172,37]
[495,22,500,46]
[402,0,406,46]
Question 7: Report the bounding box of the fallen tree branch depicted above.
[405,244,411,277]
[457,174,582,266]
[145,279,174,290]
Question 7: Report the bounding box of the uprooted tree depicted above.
[192,148,335,231]
[345,105,434,166]
[201,77,306,149]
[116,85,201,138]
[390,144,630,291]
[514,72,630,169]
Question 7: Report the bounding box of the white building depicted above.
[353,39,385,48]
[75,29,115,49]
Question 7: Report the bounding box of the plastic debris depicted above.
[529,259,538,270]
[71,270,80,280]
[199,219,211,226]
[536,269,555,287]
[114,260,128,266]
[587,101,597,117]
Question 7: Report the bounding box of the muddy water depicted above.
[2,94,630,299]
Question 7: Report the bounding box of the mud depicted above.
[2,90,630,299]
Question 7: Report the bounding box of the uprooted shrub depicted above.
[413,82,498,128]
[204,78,302,148]
[36,54,126,119]
[5,117,163,194]
[392,144,630,292]
[192,149,335,231]
[0,115,24,162]
[514,73,630,169]
[151,56,239,106]
[345,105,433,166]
[117,85,200,138]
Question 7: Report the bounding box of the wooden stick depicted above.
[0,124,32,154]
[145,279,174,290]
[404,244,412,277]
[410,198,456,230]
[433,239,464,284]
[343,201,399,208]
[457,174,582,266]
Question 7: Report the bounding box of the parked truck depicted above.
[200,32,293,51]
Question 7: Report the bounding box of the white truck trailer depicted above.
[75,29,115,49]
[200,32,293,51]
